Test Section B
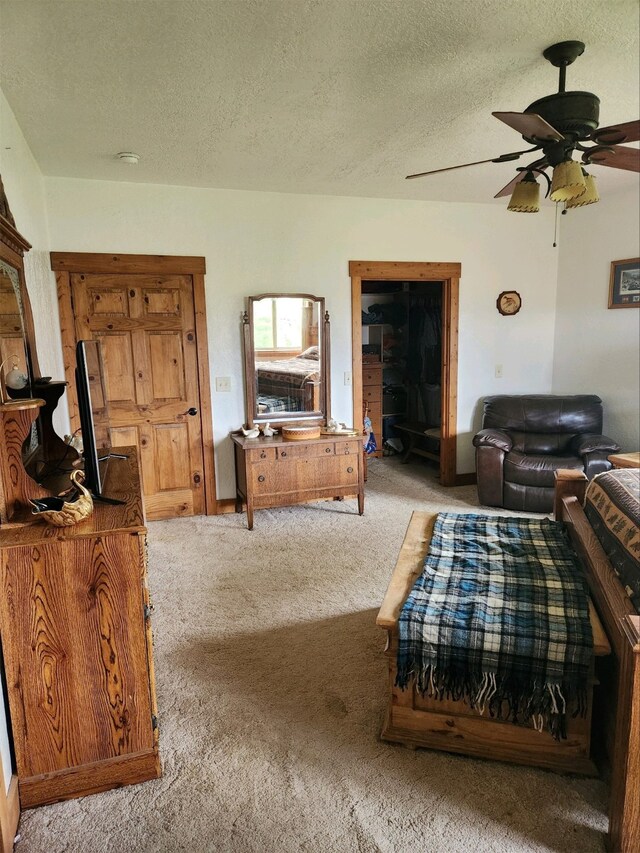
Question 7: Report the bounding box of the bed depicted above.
[255,348,320,413]
[377,468,639,853]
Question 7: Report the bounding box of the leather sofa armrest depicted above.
[473,428,513,453]
[572,433,621,455]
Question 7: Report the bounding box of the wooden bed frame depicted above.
[377,471,638,852]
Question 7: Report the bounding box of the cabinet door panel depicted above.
[1,535,154,777]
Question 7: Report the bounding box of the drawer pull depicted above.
[344,448,351,454]
[260,451,267,459]
[281,451,287,458]
[347,466,354,474]
[258,475,266,482]
[325,447,332,453]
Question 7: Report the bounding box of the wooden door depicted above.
[53,254,215,520]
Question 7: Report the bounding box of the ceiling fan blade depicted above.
[586,145,640,173]
[494,172,526,199]
[494,163,549,199]
[406,150,526,180]
[492,111,564,142]
[406,157,500,180]
[592,119,640,146]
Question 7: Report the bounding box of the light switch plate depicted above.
[216,376,231,392]
[495,364,503,379]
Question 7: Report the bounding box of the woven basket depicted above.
[281,425,321,441]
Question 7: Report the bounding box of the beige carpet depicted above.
[17,458,608,853]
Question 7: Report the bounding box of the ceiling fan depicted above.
[407,41,640,211]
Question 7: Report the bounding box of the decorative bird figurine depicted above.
[29,469,94,527]
[261,422,278,437]
[241,425,261,439]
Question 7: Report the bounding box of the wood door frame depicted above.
[51,252,216,515]
[349,260,460,487]
[0,757,19,853]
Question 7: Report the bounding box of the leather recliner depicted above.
[473,394,620,513]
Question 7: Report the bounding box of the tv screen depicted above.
[75,339,112,497]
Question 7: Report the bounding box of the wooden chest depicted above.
[232,432,364,529]
[0,450,160,807]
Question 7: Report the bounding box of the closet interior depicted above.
[361,280,443,465]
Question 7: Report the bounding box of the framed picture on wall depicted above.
[608,257,640,309]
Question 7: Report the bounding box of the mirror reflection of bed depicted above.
[252,295,322,416]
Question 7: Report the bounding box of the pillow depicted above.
[297,346,319,360]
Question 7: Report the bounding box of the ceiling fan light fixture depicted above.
[507,172,540,212]
[550,159,586,201]
[565,171,599,207]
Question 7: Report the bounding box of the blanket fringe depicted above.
[398,662,587,740]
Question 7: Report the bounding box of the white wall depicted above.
[43,177,561,495]
[553,184,640,450]
[0,91,66,423]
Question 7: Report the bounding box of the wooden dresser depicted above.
[0,448,161,807]
[362,362,383,458]
[232,432,364,529]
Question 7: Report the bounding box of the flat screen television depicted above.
[75,339,124,504]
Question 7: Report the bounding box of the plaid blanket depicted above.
[396,513,593,738]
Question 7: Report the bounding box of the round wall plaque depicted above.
[496,291,522,316]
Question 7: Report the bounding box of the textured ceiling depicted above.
[1,0,638,203]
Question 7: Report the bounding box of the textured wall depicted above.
[0,91,68,434]
[44,176,560,495]
[553,183,640,450]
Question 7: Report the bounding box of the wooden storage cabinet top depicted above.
[232,432,365,529]
[0,449,161,807]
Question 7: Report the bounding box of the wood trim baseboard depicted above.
[19,748,161,809]
[455,473,477,486]
[216,498,239,514]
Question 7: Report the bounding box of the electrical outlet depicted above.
[495,364,504,379]
[344,371,352,386]
[215,376,231,392]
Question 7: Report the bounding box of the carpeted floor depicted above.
[17,457,608,853]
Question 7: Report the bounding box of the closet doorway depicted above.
[349,261,460,486]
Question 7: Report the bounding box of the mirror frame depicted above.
[242,293,331,428]
[0,175,41,393]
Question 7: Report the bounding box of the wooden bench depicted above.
[393,422,440,464]
[376,510,611,775]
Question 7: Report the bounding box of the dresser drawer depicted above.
[250,462,279,494]
[362,366,382,386]
[246,446,277,463]
[324,456,359,486]
[334,441,359,456]
[278,442,334,459]
[366,401,382,423]
[363,386,382,404]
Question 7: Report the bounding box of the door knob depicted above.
[180,407,198,417]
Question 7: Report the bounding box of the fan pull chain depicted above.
[553,201,560,247]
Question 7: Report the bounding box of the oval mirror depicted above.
[243,293,330,426]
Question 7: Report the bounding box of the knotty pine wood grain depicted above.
[1,533,153,777]
[0,450,160,806]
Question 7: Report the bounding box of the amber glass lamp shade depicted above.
[507,175,540,212]
[566,173,599,208]
[550,160,587,202]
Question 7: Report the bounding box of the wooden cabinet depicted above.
[232,433,364,529]
[362,362,383,458]
[0,449,161,807]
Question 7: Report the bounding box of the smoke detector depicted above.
[116,151,140,165]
